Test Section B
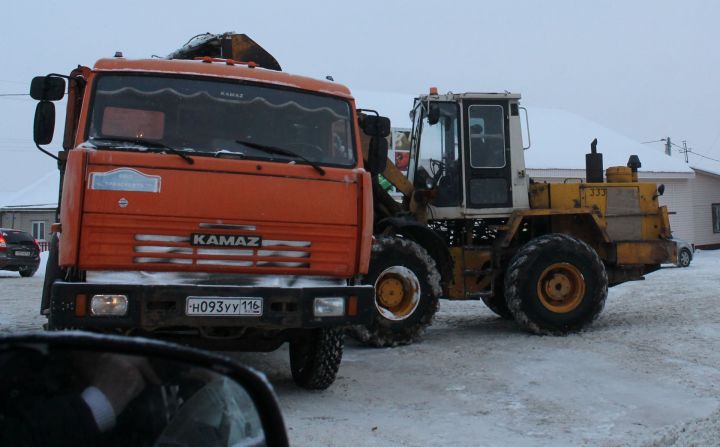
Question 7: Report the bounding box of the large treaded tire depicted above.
[350,236,442,347]
[505,234,608,335]
[289,328,343,390]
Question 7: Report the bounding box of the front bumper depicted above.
[49,281,374,331]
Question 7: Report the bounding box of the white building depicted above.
[0,170,59,243]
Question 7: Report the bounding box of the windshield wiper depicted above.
[88,137,194,165]
[235,139,325,175]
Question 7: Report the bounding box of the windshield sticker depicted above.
[89,168,161,193]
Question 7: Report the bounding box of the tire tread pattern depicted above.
[350,236,441,347]
[505,234,608,335]
[290,328,344,390]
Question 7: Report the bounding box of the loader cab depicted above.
[409,92,530,219]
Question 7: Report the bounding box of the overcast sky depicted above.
[1,0,719,192]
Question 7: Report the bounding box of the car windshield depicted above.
[86,74,356,167]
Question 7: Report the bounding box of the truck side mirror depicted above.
[360,115,391,138]
[366,136,388,175]
[30,76,66,101]
[33,101,56,145]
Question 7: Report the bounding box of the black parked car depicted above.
[0,229,41,277]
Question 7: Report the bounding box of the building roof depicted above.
[351,90,693,174]
[526,108,693,173]
[0,170,59,209]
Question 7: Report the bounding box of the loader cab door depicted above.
[462,101,513,209]
[409,101,462,208]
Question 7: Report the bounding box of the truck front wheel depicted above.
[505,234,608,335]
[350,236,442,347]
[289,328,343,390]
[40,234,63,316]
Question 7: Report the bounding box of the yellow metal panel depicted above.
[448,246,493,299]
[529,183,550,209]
[616,240,677,265]
[549,184,581,209]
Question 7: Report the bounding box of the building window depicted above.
[713,204,720,234]
[32,221,46,241]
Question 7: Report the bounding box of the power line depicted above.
[0,93,30,97]
[687,150,720,163]
[642,137,720,164]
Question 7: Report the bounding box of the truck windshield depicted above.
[86,74,356,167]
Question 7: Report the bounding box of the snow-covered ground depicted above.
[1,251,718,446]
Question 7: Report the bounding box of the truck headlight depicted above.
[90,295,129,316]
[313,297,345,317]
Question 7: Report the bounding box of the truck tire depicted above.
[350,236,442,347]
[505,234,608,335]
[289,328,343,390]
[481,273,514,320]
[40,234,63,316]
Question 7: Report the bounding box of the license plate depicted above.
[185,297,262,316]
[14,251,32,257]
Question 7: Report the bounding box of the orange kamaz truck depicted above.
[30,34,389,389]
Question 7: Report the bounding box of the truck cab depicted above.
[31,50,384,389]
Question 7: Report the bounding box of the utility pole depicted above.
[665,137,672,156]
[682,140,689,163]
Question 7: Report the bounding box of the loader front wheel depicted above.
[350,237,441,347]
[505,234,608,335]
[289,328,343,390]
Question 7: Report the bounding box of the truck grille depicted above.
[78,215,356,276]
[132,235,311,268]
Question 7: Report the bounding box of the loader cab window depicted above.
[469,105,506,168]
[86,74,356,168]
[410,101,461,207]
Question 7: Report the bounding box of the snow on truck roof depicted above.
[93,58,354,99]
[351,90,693,174]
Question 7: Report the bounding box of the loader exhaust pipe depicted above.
[585,138,604,183]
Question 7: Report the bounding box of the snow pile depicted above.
[642,407,720,446]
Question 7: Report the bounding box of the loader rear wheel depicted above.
[505,234,608,335]
[289,328,343,390]
[350,236,441,347]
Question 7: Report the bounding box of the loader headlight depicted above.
[313,297,345,317]
[90,295,129,316]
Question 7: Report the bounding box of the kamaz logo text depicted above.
[191,233,262,247]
